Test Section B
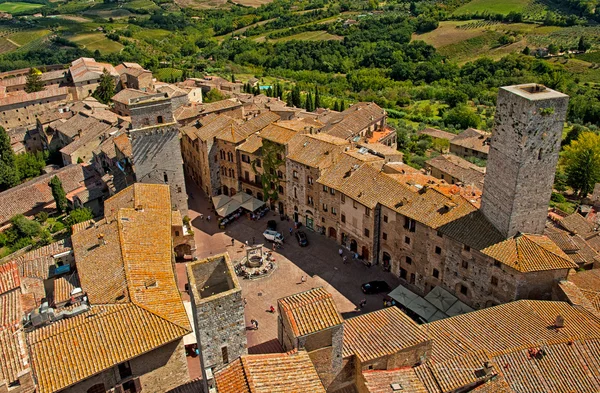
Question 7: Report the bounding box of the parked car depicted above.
[295,231,308,247]
[361,280,390,294]
[267,220,277,230]
[263,229,284,244]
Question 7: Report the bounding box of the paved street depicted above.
[180,178,400,353]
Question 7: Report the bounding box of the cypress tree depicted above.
[50,175,68,214]
[305,92,314,112]
[25,68,44,93]
[333,100,340,111]
[340,100,346,111]
[314,86,321,109]
[0,126,19,191]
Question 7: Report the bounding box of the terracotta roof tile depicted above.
[259,123,299,145]
[429,351,498,393]
[481,234,577,272]
[236,134,262,153]
[14,238,72,280]
[321,102,385,140]
[0,260,20,294]
[343,307,429,362]
[215,350,326,393]
[30,183,190,393]
[362,368,428,393]
[425,154,485,188]
[418,127,457,141]
[450,128,490,154]
[287,134,349,169]
[111,88,151,105]
[216,111,279,143]
[278,287,343,337]
[28,303,189,393]
[558,213,599,239]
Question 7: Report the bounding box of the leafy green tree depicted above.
[578,36,591,52]
[333,100,340,111]
[25,68,44,93]
[50,175,68,213]
[92,68,115,105]
[562,124,588,146]
[0,126,19,191]
[64,207,93,228]
[563,132,600,199]
[444,105,480,129]
[204,89,228,103]
[10,214,42,238]
[548,43,559,55]
[522,46,531,55]
[15,151,45,181]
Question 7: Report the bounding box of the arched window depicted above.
[87,384,105,393]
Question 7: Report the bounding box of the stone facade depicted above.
[238,150,264,199]
[481,84,569,238]
[187,254,247,392]
[61,339,188,393]
[130,126,188,216]
[337,196,378,263]
[286,162,321,230]
[217,140,240,196]
[129,93,174,130]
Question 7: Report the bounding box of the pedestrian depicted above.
[207,215,211,222]
[200,213,204,220]
[359,299,367,309]
[269,305,275,313]
[343,255,348,264]
[339,248,343,257]
[251,319,259,330]
[289,227,293,236]
[301,275,307,284]
[272,242,276,251]
[231,238,235,247]
[252,236,255,245]
[243,297,247,306]
[245,240,249,247]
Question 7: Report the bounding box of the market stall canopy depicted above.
[216,200,241,217]
[446,300,474,317]
[406,296,438,321]
[424,286,458,312]
[231,192,252,204]
[212,195,231,209]
[388,285,419,305]
[241,197,265,212]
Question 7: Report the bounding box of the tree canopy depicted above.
[562,132,600,199]
[0,127,19,191]
[25,68,44,93]
[50,175,68,213]
[92,68,116,104]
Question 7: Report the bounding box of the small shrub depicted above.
[551,192,566,203]
[35,211,49,223]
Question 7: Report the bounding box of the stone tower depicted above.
[187,253,247,393]
[481,84,569,238]
[128,93,188,216]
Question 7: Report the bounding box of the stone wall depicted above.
[216,139,240,196]
[337,196,376,263]
[481,85,569,238]
[306,326,344,391]
[61,339,189,393]
[130,96,174,130]
[130,126,188,216]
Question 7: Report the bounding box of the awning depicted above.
[216,200,241,217]
[241,197,265,212]
[388,285,419,306]
[406,297,438,321]
[424,286,458,313]
[183,301,196,345]
[212,195,231,209]
[446,301,474,317]
[231,192,252,204]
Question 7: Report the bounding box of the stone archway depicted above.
[328,227,337,239]
[362,246,369,261]
[350,239,358,253]
[222,185,229,196]
[87,384,105,393]
[175,244,192,261]
[382,252,391,267]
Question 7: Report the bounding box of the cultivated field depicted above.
[0,36,18,53]
[9,29,50,46]
[0,1,43,13]
[453,0,532,15]
[274,30,343,43]
[67,32,123,53]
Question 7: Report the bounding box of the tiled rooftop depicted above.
[450,128,491,154]
[362,368,428,393]
[278,287,343,337]
[215,350,326,393]
[481,234,577,272]
[343,307,429,362]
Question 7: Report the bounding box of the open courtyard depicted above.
[178,179,401,353]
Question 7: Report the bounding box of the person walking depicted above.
[269,305,275,313]
[200,213,204,220]
[300,275,307,284]
[251,319,259,330]
[252,236,255,245]
[343,255,348,264]
[339,248,343,257]
[289,227,293,236]
[207,215,211,222]
[359,299,367,309]
[231,238,235,247]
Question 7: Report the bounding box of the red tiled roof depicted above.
[0,261,20,294]
[278,287,343,337]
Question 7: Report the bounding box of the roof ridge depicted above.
[521,234,575,268]
[131,302,191,334]
[240,356,255,393]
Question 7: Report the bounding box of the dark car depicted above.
[295,230,308,247]
[361,280,390,294]
[267,220,277,231]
